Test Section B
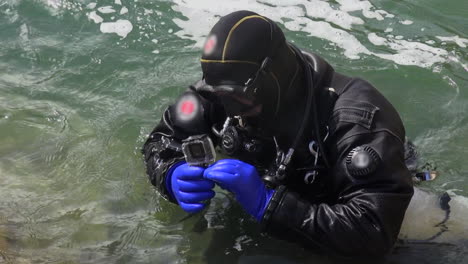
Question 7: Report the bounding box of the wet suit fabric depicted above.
[142,54,413,256]
[142,10,413,257]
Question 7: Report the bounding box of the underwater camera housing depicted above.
[182,134,216,167]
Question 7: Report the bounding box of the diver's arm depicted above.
[261,132,414,257]
[142,89,222,202]
[142,109,185,202]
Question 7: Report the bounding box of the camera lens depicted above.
[188,143,205,159]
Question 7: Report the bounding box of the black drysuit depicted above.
[142,51,414,257]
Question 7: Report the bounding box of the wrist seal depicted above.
[260,185,287,228]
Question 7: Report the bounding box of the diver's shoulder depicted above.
[332,75,396,112]
[330,75,406,142]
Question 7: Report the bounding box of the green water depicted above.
[0,0,467,263]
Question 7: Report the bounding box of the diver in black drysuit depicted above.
[142,11,414,257]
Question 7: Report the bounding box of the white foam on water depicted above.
[87,11,103,24]
[86,2,96,9]
[40,0,464,69]
[171,0,457,69]
[368,32,386,46]
[285,17,370,59]
[98,6,116,14]
[100,20,133,38]
[337,0,394,20]
[436,35,468,48]
[19,23,29,41]
[376,37,449,67]
[400,19,414,25]
[442,75,461,107]
[47,0,61,9]
[286,0,364,30]
[172,0,370,59]
[120,7,128,15]
[449,56,468,72]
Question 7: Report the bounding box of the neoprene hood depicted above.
[200,10,302,121]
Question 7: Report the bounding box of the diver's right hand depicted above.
[166,162,215,213]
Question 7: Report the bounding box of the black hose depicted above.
[288,43,330,168]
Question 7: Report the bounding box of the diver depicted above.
[142,10,415,257]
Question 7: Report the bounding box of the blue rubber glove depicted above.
[166,161,215,213]
[203,159,274,221]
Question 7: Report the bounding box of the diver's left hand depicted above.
[203,159,274,221]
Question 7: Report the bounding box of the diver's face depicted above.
[215,90,262,117]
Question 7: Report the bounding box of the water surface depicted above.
[0,0,467,263]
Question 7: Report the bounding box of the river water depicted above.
[0,0,467,263]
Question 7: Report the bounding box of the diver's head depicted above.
[197,11,301,121]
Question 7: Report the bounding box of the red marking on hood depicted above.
[204,35,216,55]
[180,100,195,115]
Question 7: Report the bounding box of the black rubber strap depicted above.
[261,185,287,229]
